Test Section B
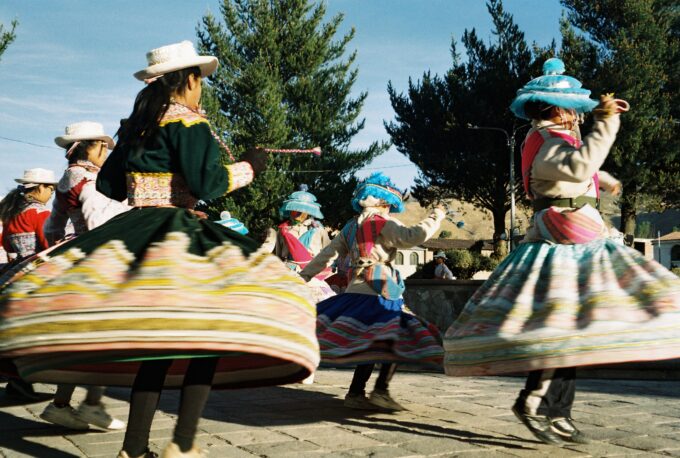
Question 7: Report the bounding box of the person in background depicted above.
[433,251,455,280]
[44,121,130,243]
[0,168,57,402]
[275,184,331,272]
[39,121,130,431]
[0,168,57,261]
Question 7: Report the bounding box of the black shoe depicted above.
[550,417,589,444]
[5,379,52,402]
[512,405,565,445]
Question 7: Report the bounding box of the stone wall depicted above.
[403,279,483,331]
[403,278,680,378]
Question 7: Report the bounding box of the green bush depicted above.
[635,221,654,239]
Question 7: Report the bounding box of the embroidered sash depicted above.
[126,172,198,208]
[522,129,605,244]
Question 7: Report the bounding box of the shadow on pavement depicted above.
[0,411,92,458]
[576,378,680,398]
[107,384,539,451]
[338,416,541,450]
[0,389,54,408]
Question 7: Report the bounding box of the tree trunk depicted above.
[492,207,508,257]
[620,200,637,237]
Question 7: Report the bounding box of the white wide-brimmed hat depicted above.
[133,40,218,81]
[14,168,58,186]
[54,122,115,149]
[434,251,447,259]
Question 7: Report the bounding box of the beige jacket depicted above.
[300,208,445,297]
[523,115,621,243]
[528,115,620,200]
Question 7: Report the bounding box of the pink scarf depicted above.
[278,221,331,279]
[279,221,313,267]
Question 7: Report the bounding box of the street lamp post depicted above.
[466,123,530,251]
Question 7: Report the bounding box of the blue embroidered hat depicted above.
[215,211,249,235]
[510,58,598,120]
[279,184,324,220]
[351,172,405,213]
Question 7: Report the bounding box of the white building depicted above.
[654,232,680,269]
[393,246,431,278]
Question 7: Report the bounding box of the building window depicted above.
[395,252,404,265]
[671,244,680,267]
[409,252,419,265]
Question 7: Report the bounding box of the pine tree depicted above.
[197,0,387,235]
[559,0,680,235]
[0,20,17,63]
[385,0,543,253]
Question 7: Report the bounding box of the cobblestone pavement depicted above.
[2,368,680,457]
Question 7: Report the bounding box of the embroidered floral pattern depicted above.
[159,103,208,128]
[226,162,254,193]
[8,232,37,258]
[126,172,198,209]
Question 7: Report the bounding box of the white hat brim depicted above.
[133,55,218,81]
[54,135,115,149]
[15,178,59,185]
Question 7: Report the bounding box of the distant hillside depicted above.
[399,195,679,240]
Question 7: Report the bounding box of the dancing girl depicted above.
[0,40,318,458]
[444,58,680,445]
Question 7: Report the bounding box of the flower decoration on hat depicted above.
[351,172,405,213]
[510,57,598,120]
[279,184,324,220]
[215,211,249,235]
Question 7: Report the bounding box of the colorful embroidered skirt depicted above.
[0,207,319,388]
[444,239,680,376]
[317,293,443,367]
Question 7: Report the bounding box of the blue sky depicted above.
[0,0,564,194]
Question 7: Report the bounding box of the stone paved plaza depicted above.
[2,368,680,457]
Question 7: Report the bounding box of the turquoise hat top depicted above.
[215,211,249,235]
[510,58,598,120]
[279,184,324,220]
[351,172,405,213]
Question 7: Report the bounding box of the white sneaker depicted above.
[301,372,315,385]
[40,403,89,430]
[368,390,406,411]
[77,403,126,430]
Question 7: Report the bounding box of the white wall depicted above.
[394,247,426,278]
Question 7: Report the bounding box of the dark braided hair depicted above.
[116,66,201,150]
[523,100,554,121]
[65,140,99,164]
[0,187,29,225]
